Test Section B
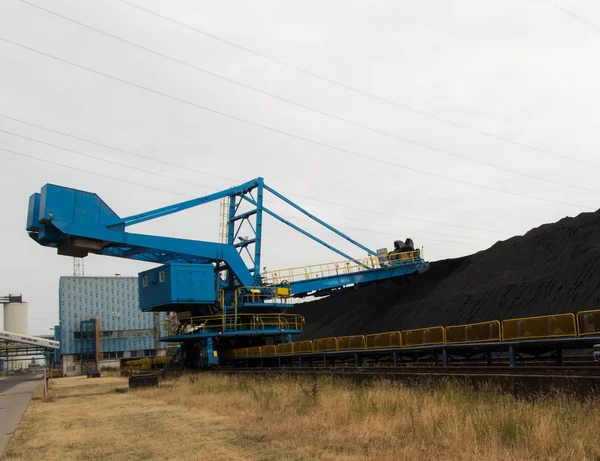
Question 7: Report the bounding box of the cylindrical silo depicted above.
[4,302,28,334]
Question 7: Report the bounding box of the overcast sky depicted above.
[1,0,600,335]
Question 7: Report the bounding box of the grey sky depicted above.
[1,0,599,335]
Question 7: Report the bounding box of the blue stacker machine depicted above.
[26,177,429,368]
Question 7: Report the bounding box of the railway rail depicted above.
[214,366,600,395]
[217,366,600,378]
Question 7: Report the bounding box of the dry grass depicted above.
[6,373,600,460]
[5,376,267,461]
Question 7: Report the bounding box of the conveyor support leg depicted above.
[509,346,516,367]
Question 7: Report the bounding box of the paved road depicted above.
[0,375,41,458]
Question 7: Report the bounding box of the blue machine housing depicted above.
[139,263,217,312]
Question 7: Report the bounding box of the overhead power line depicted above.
[0,128,215,190]
[1,146,476,246]
[541,0,600,33]
[115,0,600,171]
[0,114,511,235]
[18,0,600,196]
[0,118,489,242]
[0,146,189,196]
[0,37,593,211]
[0,113,235,183]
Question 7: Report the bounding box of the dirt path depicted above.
[0,375,41,458]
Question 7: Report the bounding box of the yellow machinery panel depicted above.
[577,310,600,336]
[275,287,291,297]
[445,320,501,344]
[402,326,445,346]
[337,335,366,350]
[365,331,402,349]
[313,337,338,352]
[293,340,314,354]
[502,313,577,340]
[260,345,277,356]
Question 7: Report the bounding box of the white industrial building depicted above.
[1,295,29,371]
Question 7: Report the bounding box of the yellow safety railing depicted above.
[314,337,338,352]
[247,346,262,357]
[163,313,304,336]
[234,286,293,307]
[261,250,422,285]
[276,342,294,354]
[445,320,501,344]
[260,345,277,356]
[366,331,402,349]
[293,340,314,354]
[188,309,600,362]
[577,310,600,336]
[402,326,445,346]
[338,335,366,350]
[502,313,577,341]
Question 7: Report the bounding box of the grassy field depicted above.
[5,373,600,460]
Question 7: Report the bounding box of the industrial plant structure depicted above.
[26,178,429,370]
[1,294,29,371]
[57,276,166,376]
[1,294,59,374]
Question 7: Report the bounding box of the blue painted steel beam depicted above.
[230,209,257,222]
[263,184,381,259]
[234,238,257,248]
[254,180,264,283]
[160,327,303,341]
[287,261,426,297]
[242,196,364,268]
[49,220,255,287]
[109,178,261,227]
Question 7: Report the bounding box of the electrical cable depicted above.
[18,0,600,195]
[541,0,600,33]
[115,0,600,170]
[0,36,593,211]
[0,113,540,236]
[2,146,477,246]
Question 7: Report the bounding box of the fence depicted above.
[313,337,339,352]
[402,326,445,346]
[366,331,402,349]
[338,335,366,350]
[225,309,600,359]
[502,314,577,340]
[445,320,501,344]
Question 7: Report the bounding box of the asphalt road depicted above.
[0,374,41,458]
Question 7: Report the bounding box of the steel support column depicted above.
[509,346,517,367]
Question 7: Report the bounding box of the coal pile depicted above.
[295,209,600,339]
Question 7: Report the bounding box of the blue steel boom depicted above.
[26,177,429,368]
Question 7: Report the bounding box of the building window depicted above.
[98,329,155,339]
[142,275,148,288]
[73,332,81,339]
[159,271,166,283]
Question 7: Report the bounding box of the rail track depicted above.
[214,366,600,395]
[218,366,600,377]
